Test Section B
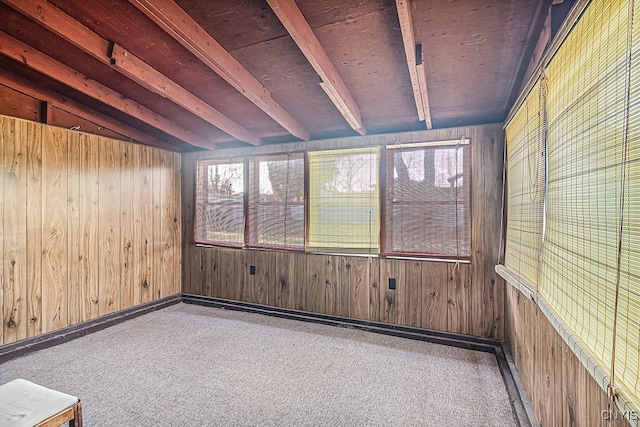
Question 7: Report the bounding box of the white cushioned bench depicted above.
[0,379,82,427]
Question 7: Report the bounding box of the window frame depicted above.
[193,157,246,248]
[305,146,381,255]
[192,140,471,261]
[380,139,472,260]
[246,151,306,251]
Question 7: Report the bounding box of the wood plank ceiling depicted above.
[0,0,550,151]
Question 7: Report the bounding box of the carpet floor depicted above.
[0,303,515,426]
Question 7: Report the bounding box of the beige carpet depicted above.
[0,303,514,426]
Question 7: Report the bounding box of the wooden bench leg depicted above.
[70,401,83,427]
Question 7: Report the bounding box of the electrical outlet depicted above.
[250,265,256,275]
[389,277,396,290]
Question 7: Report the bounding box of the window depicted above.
[383,141,470,258]
[501,0,640,414]
[307,147,380,254]
[503,77,546,288]
[248,153,304,250]
[194,158,244,246]
[193,144,468,259]
[540,0,632,401]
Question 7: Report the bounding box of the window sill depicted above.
[494,265,537,303]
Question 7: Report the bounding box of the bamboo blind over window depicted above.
[504,0,640,412]
[504,77,546,287]
[248,153,304,250]
[383,143,470,257]
[307,147,379,254]
[614,0,640,405]
[541,0,630,390]
[194,158,245,246]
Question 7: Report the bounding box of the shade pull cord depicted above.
[454,142,460,257]
[497,128,507,266]
[539,71,549,245]
[536,72,549,289]
[528,72,547,197]
[608,0,635,404]
[283,153,291,246]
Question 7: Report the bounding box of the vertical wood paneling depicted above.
[254,250,273,305]
[79,134,99,322]
[204,247,220,298]
[218,248,236,300]
[575,363,589,426]
[379,258,396,324]
[467,125,505,338]
[368,257,380,322]
[275,251,294,309]
[337,257,352,317]
[561,338,582,427]
[181,156,195,295]
[586,367,607,427]
[120,142,134,309]
[238,250,249,301]
[325,256,339,316]
[173,152,182,296]
[447,262,470,334]
[523,290,537,410]
[0,117,5,345]
[553,332,564,425]
[483,127,505,338]
[98,138,121,315]
[66,132,81,326]
[26,121,42,337]
[151,147,162,300]
[349,256,370,321]
[135,145,153,305]
[421,262,447,331]
[405,260,421,327]
[505,285,632,427]
[189,248,204,296]
[2,117,28,343]
[0,115,182,346]
[470,127,485,338]
[293,252,306,311]
[378,258,408,325]
[395,260,407,326]
[305,254,325,313]
[42,125,68,332]
[242,250,253,302]
[535,318,555,425]
[160,149,176,298]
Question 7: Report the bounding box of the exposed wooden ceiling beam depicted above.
[0,68,177,150]
[266,0,366,135]
[396,0,432,129]
[0,0,260,146]
[108,43,260,145]
[127,0,310,141]
[0,31,213,149]
[416,61,432,129]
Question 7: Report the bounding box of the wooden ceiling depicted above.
[0,0,552,151]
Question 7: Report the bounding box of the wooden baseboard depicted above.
[182,293,536,427]
[0,294,181,364]
[0,292,536,427]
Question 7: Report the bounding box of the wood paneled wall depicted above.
[505,286,631,426]
[0,115,182,346]
[182,123,505,338]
